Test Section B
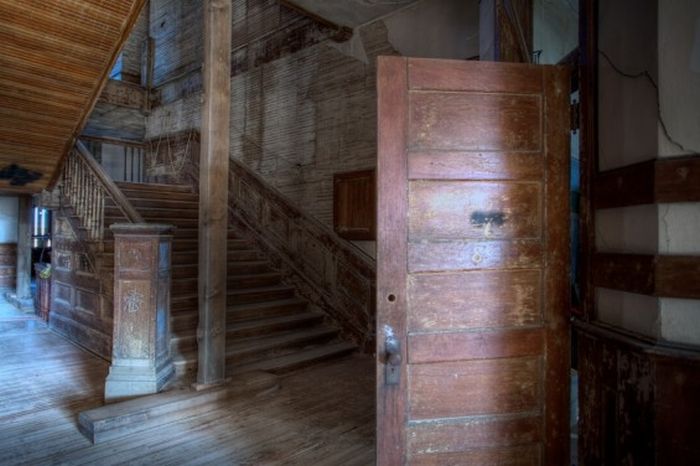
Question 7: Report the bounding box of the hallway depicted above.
[0,301,375,466]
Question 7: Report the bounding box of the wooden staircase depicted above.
[100,182,355,379]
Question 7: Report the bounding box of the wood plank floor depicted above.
[0,306,375,465]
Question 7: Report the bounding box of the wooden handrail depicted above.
[74,140,144,223]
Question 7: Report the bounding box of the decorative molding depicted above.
[594,156,700,209]
[593,252,700,299]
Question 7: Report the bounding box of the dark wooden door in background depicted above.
[376,57,570,465]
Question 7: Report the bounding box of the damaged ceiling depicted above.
[284,0,420,28]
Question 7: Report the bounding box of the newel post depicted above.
[105,223,175,402]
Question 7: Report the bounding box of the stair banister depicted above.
[74,140,144,224]
[62,141,144,242]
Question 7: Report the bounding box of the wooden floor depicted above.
[0,301,375,465]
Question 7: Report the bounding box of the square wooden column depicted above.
[197,0,231,386]
[15,196,32,302]
[105,223,175,402]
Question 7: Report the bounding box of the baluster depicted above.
[88,177,96,240]
[62,156,70,203]
[81,161,88,221]
[79,160,85,220]
[68,155,75,204]
[66,156,73,204]
[92,179,99,240]
[74,158,80,216]
[98,190,104,242]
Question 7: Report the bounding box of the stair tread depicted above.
[228,297,306,312]
[227,327,338,353]
[229,342,356,373]
[228,311,322,331]
[170,311,321,342]
[228,284,293,295]
[172,327,338,364]
[171,297,307,321]
[116,181,194,192]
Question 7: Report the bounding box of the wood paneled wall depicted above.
[49,214,112,359]
[0,243,16,289]
[577,322,700,465]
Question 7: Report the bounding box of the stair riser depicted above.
[108,198,199,210]
[229,274,281,289]
[172,296,198,312]
[226,332,337,366]
[230,288,294,304]
[105,216,197,229]
[171,315,322,354]
[162,276,283,294]
[227,262,271,274]
[227,315,323,340]
[228,251,260,261]
[104,206,198,219]
[171,280,197,295]
[253,347,355,375]
[171,300,309,332]
[228,301,307,322]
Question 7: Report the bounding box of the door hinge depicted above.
[570,101,580,132]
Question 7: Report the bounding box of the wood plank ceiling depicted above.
[0,0,146,194]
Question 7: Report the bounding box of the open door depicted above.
[377,57,570,465]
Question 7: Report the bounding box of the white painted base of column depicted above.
[105,358,174,403]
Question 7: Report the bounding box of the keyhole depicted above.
[387,294,396,302]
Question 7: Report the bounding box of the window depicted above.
[110,53,124,80]
[32,207,51,249]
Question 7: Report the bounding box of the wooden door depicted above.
[376,57,570,465]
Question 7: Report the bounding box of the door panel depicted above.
[377,57,570,465]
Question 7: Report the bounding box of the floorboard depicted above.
[0,298,375,465]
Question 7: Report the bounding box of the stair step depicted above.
[105,206,198,219]
[116,181,194,193]
[172,326,339,373]
[227,311,323,338]
[229,342,356,375]
[228,284,295,304]
[105,215,197,229]
[170,297,308,333]
[226,327,339,365]
[170,311,323,355]
[228,250,260,261]
[227,297,308,322]
[228,260,271,274]
[78,371,278,444]
[171,295,198,312]
[171,278,197,296]
[119,190,198,202]
[113,198,199,210]
[229,272,281,289]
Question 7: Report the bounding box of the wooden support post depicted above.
[105,224,175,402]
[15,196,32,302]
[197,0,231,386]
